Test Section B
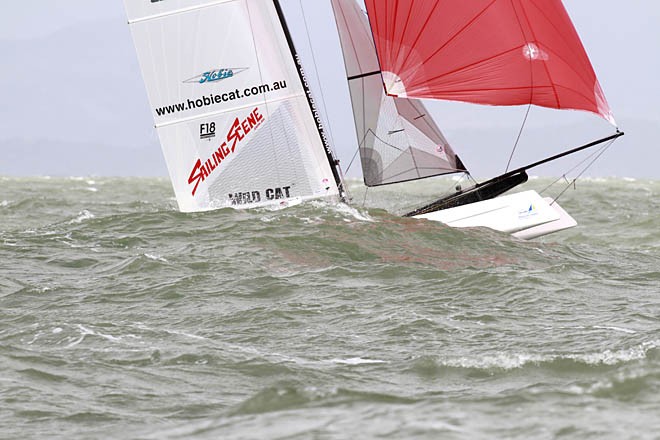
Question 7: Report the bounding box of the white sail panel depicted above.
[126,0,340,211]
[158,98,338,212]
[129,1,300,126]
[331,0,466,187]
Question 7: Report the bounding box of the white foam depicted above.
[593,325,637,334]
[65,324,139,348]
[144,253,168,263]
[163,329,209,341]
[440,341,658,370]
[444,353,542,370]
[70,210,95,224]
[573,343,654,365]
[308,200,374,223]
[330,357,387,366]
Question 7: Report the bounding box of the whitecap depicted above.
[439,341,658,370]
[593,325,637,334]
[572,342,655,365]
[70,210,95,224]
[443,353,543,370]
[330,357,387,366]
[144,253,168,263]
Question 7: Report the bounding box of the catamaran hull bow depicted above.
[414,190,577,239]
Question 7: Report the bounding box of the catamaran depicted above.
[124,0,622,239]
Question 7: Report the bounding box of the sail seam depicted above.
[413,0,499,76]
[506,0,534,172]
[414,47,528,87]
[529,2,592,86]
[528,0,598,106]
[127,0,237,24]
[391,1,441,78]
[246,2,285,185]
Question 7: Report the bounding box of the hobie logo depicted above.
[184,68,248,85]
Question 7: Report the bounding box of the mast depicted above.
[272,0,347,202]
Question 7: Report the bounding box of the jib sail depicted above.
[331,0,467,187]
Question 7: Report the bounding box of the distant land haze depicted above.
[0,0,658,179]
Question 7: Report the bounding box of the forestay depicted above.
[125,0,341,212]
[331,0,467,187]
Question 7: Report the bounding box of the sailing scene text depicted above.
[187,107,264,197]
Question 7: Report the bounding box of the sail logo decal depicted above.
[228,187,292,206]
[200,122,215,141]
[154,80,287,117]
[518,204,538,220]
[183,68,248,85]
[188,108,264,197]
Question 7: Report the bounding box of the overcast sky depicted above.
[1,1,659,179]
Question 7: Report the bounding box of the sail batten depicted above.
[364,0,616,125]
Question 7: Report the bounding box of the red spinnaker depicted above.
[363,0,615,124]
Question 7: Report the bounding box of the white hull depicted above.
[414,190,577,239]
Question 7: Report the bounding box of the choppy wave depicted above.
[1,177,659,439]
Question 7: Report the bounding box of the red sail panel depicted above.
[363,0,615,125]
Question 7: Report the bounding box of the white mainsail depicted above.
[125,0,342,212]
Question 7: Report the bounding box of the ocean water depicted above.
[1,176,659,439]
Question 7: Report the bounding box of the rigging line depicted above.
[539,141,611,195]
[345,146,361,175]
[550,138,617,205]
[506,103,532,173]
[298,0,338,151]
[506,0,535,173]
